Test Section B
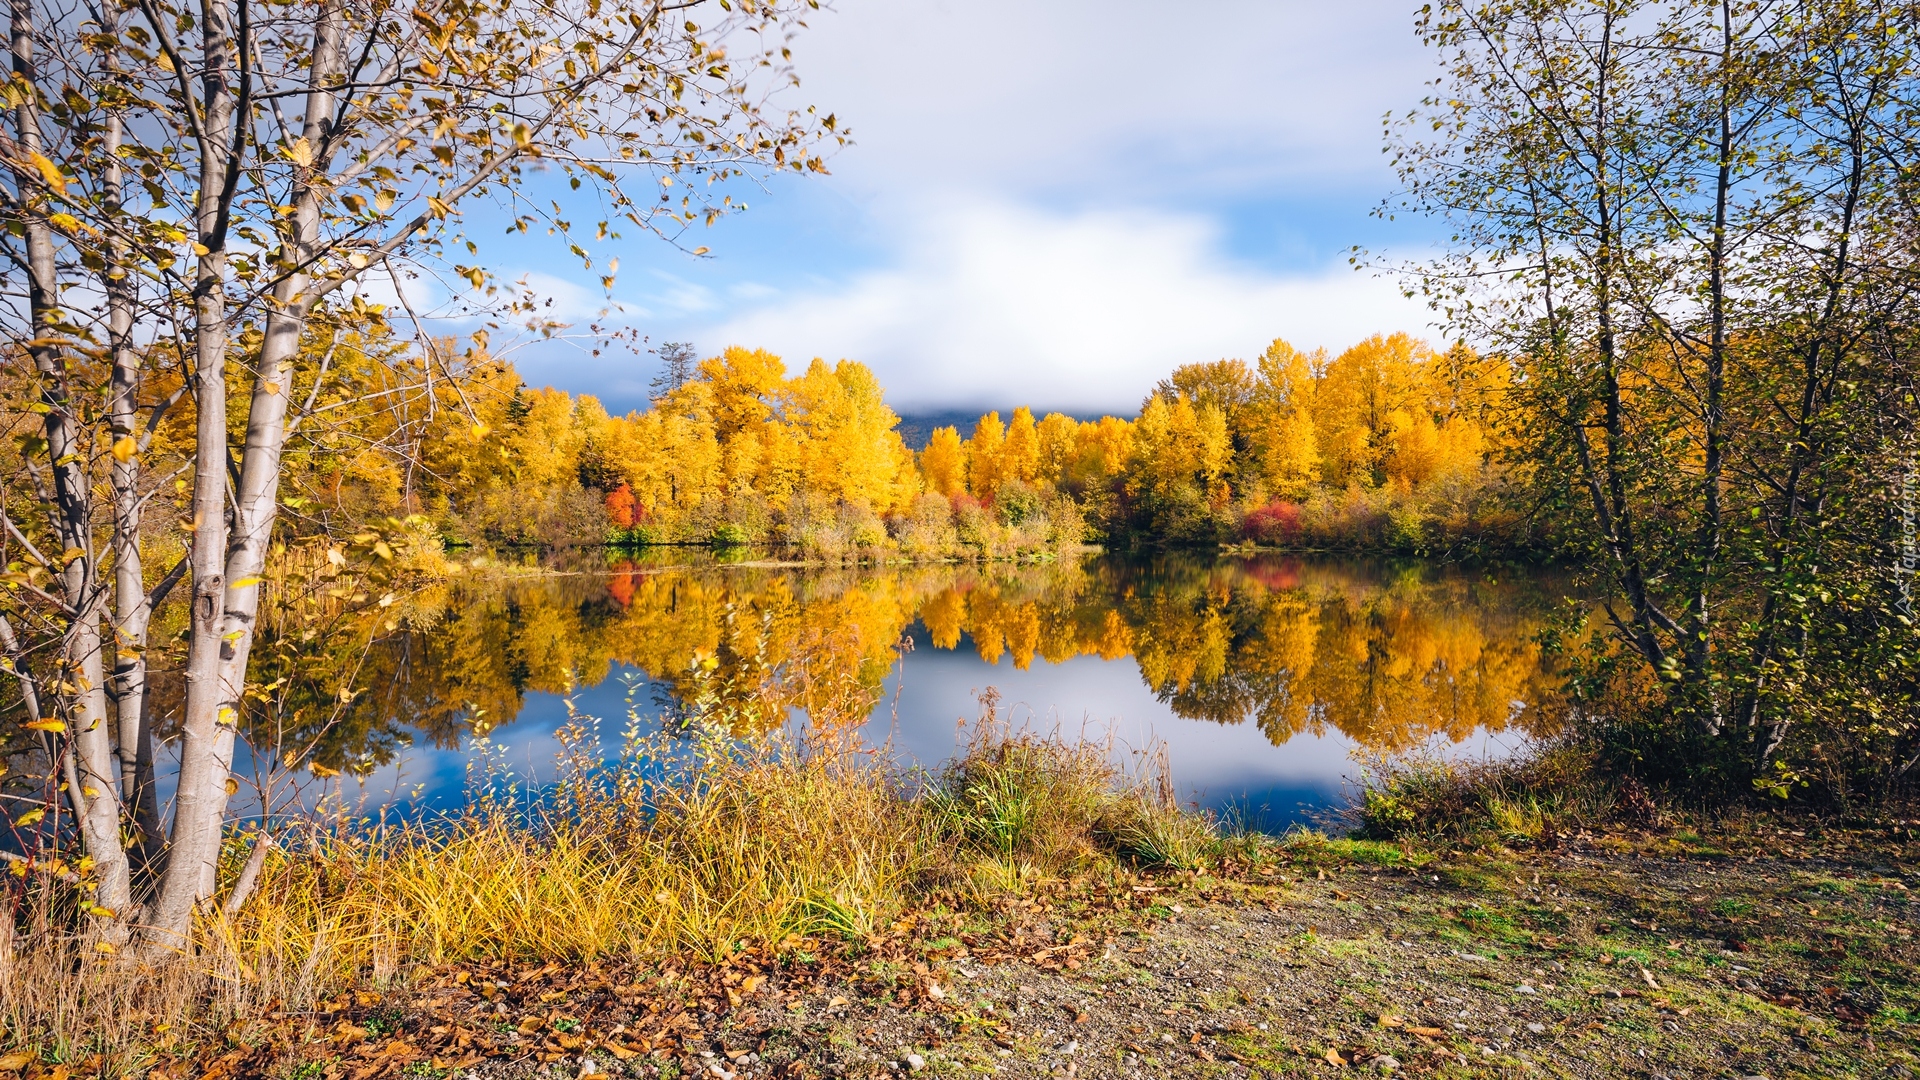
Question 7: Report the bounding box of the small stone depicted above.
[905,1054,926,1073]
[1514,984,1537,994]
[1372,1056,1401,1074]
[1526,1023,1545,1034]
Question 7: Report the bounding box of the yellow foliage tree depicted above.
[699,346,789,499]
[1002,406,1041,486]
[1126,393,1232,537]
[967,412,1007,500]
[1071,415,1133,489]
[1312,332,1432,486]
[1035,412,1080,486]
[789,358,913,511]
[920,426,967,497]
[1386,407,1443,487]
[1249,338,1323,499]
[610,383,722,521]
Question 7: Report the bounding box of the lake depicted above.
[248,552,1573,832]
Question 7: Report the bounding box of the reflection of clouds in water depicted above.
[234,660,1524,832]
[285,645,1392,828]
[863,627,1478,830]
[221,729,471,821]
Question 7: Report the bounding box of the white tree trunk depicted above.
[142,0,243,949]
[145,0,345,946]
[9,0,133,917]
[101,12,162,877]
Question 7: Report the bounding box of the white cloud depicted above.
[502,270,619,323]
[698,198,1436,414]
[493,0,1449,412]
[790,0,1431,199]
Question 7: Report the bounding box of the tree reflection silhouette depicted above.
[195,554,1570,775]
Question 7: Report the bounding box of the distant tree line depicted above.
[305,331,1526,558]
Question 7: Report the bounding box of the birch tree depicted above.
[0,0,838,949]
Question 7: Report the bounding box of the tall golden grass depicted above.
[0,713,1212,1073]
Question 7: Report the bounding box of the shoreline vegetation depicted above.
[5,711,1914,1078]
[0,708,1212,1071]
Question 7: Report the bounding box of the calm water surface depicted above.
[286,553,1573,830]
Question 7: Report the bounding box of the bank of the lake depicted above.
[91,816,1920,1080]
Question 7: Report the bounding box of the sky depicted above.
[484,0,1448,416]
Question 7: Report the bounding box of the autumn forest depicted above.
[235,326,1519,558]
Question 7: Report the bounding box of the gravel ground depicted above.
[727,841,1917,1080]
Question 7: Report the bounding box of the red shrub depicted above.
[604,483,636,528]
[1243,500,1303,545]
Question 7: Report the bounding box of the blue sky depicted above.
[466,0,1448,416]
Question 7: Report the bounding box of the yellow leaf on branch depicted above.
[28,152,65,192]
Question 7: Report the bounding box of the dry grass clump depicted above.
[225,719,935,981]
[924,719,1211,897]
[1350,741,1616,847]
[0,895,304,1076]
[0,710,1223,1072]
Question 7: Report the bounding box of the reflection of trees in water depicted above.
[196,554,1568,771]
[936,555,1567,749]
[1168,567,1563,749]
